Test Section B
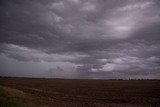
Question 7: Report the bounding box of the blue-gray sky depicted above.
[0,0,160,79]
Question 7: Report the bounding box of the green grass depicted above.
[0,86,37,107]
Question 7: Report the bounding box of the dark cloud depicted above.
[0,0,160,79]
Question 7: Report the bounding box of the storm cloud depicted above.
[0,0,160,79]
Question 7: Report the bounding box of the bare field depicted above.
[0,77,160,107]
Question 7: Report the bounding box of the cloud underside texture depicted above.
[0,0,160,79]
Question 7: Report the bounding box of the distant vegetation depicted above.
[0,77,160,107]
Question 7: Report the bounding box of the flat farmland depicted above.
[0,77,160,107]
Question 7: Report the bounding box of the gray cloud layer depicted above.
[0,0,160,79]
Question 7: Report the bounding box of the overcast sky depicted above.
[0,0,160,79]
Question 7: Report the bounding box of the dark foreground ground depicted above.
[0,77,160,107]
